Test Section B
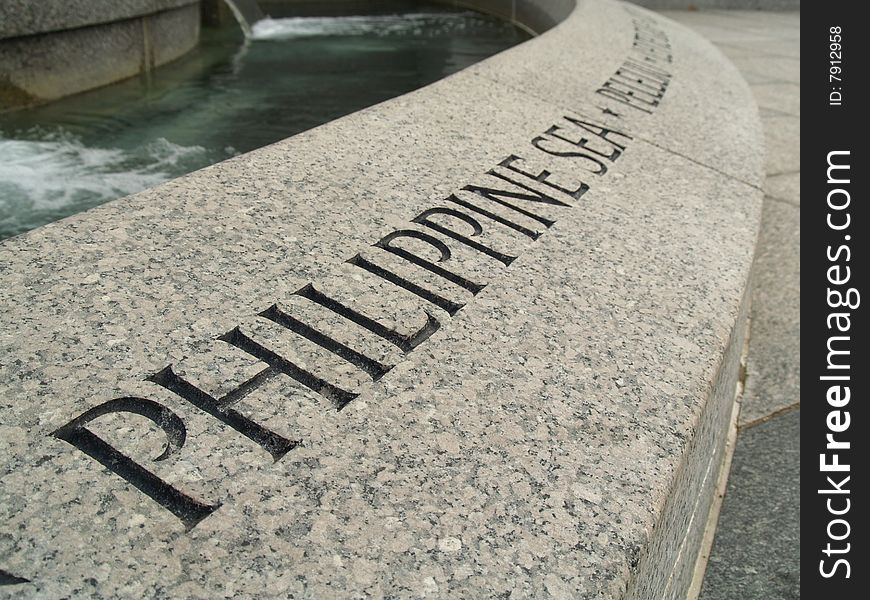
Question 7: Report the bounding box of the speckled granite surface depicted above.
[0,0,198,39]
[0,0,763,597]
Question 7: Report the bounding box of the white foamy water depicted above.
[0,130,208,237]
[251,12,476,41]
[0,8,523,239]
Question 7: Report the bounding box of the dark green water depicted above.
[0,4,528,240]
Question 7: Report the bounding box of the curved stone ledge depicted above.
[0,1,199,109]
[0,0,763,597]
[0,0,198,40]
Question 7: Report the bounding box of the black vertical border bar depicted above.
[803,2,866,596]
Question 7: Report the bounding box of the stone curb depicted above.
[0,0,764,597]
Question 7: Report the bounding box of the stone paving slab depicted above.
[715,37,799,59]
[762,115,800,175]
[740,197,800,426]
[731,55,800,84]
[659,10,799,37]
[698,409,800,599]
[763,172,800,206]
[750,82,800,117]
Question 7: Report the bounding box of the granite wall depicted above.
[0,0,764,597]
[0,0,200,110]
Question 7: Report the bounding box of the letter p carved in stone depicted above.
[51,397,220,530]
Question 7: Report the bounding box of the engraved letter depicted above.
[499,154,590,197]
[446,194,542,240]
[259,303,392,380]
[295,283,440,353]
[217,327,358,410]
[375,229,485,294]
[462,169,570,231]
[412,207,517,266]
[348,254,464,316]
[148,365,300,457]
[52,397,219,529]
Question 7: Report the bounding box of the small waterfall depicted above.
[222,0,266,37]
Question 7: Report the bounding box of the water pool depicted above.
[0,2,528,240]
